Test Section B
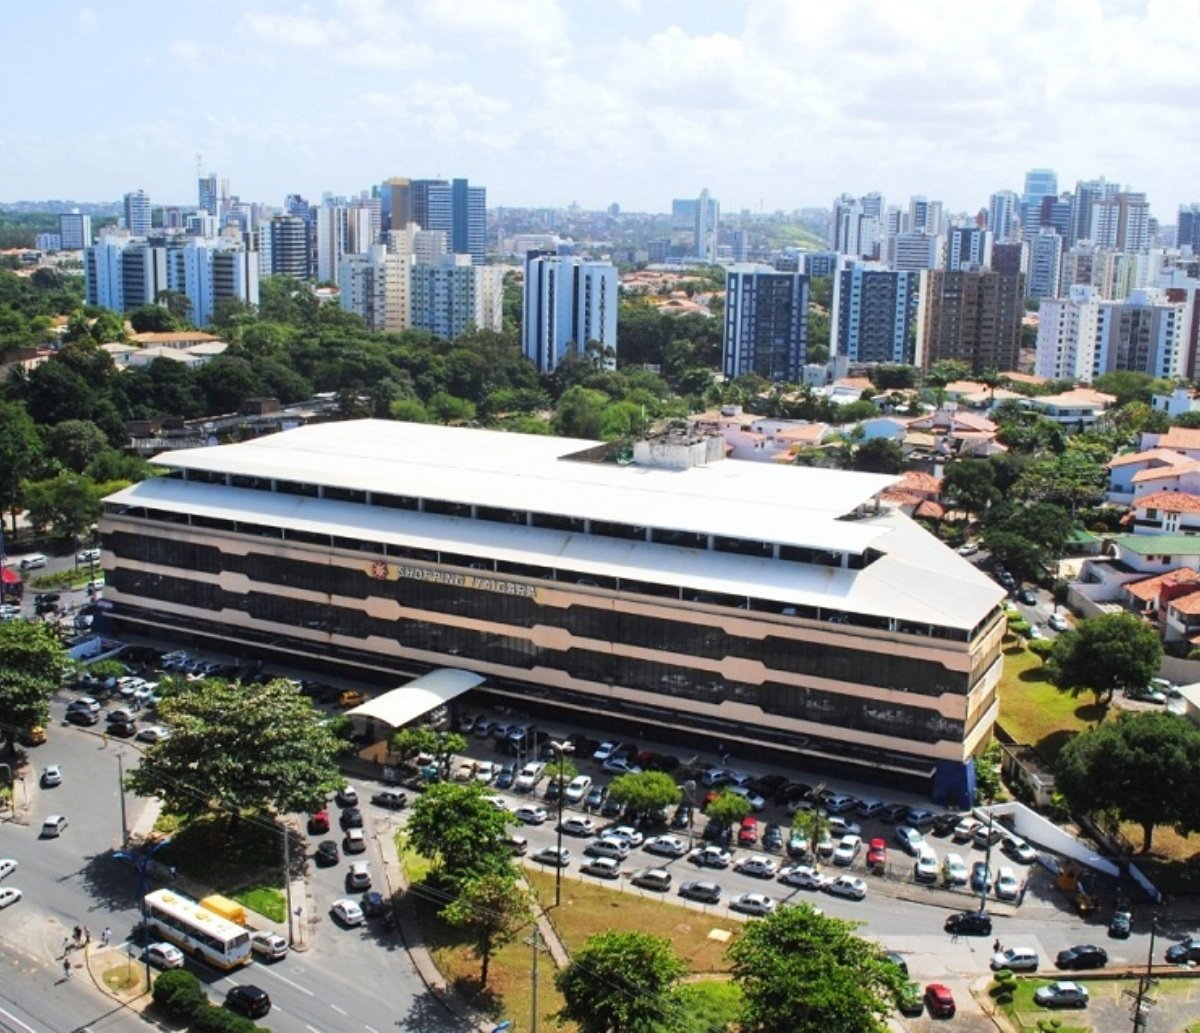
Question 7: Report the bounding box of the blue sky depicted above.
[5,0,1198,219]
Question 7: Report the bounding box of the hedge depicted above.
[151,967,260,1033]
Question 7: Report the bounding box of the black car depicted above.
[1165,939,1200,964]
[1019,588,1038,606]
[679,880,722,903]
[65,709,99,726]
[944,910,992,936]
[1109,908,1132,938]
[601,795,624,819]
[670,804,693,830]
[371,790,408,810]
[762,823,784,851]
[361,890,386,917]
[749,774,788,796]
[932,813,960,837]
[226,985,271,1018]
[584,785,606,811]
[702,819,733,846]
[108,720,137,738]
[879,802,910,824]
[495,763,517,789]
[1056,945,1108,970]
[315,840,340,866]
[775,781,812,806]
[340,807,363,829]
[543,780,562,802]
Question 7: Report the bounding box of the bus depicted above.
[142,889,252,969]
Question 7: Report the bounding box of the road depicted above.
[0,691,470,1033]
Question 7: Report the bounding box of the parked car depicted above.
[532,846,571,867]
[678,880,722,903]
[630,867,673,892]
[730,893,776,916]
[495,762,517,789]
[924,984,956,1018]
[1048,613,1071,632]
[944,910,992,936]
[1165,937,1200,964]
[994,867,1020,901]
[670,803,693,829]
[580,857,622,879]
[251,931,289,961]
[340,807,364,829]
[315,840,340,866]
[733,855,778,879]
[564,775,592,804]
[644,834,688,857]
[913,848,940,883]
[778,864,827,890]
[895,826,924,855]
[738,817,759,845]
[690,845,732,868]
[991,946,1039,972]
[970,861,993,892]
[1109,907,1133,938]
[343,828,367,854]
[515,804,548,825]
[952,817,982,842]
[1056,944,1108,970]
[866,838,888,869]
[824,875,867,900]
[1002,837,1038,865]
[944,853,969,885]
[146,942,185,969]
[832,835,862,866]
[1034,981,1089,1009]
[1127,684,1167,704]
[559,816,596,838]
[585,784,607,811]
[346,861,371,890]
[330,898,364,926]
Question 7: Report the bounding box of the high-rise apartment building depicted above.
[723,265,810,381]
[410,254,504,340]
[410,178,486,264]
[1026,228,1064,300]
[1069,178,1120,245]
[1178,204,1200,253]
[831,194,881,259]
[85,235,167,312]
[694,188,720,263]
[123,189,152,235]
[892,231,944,271]
[987,191,1019,242]
[1034,285,1104,381]
[917,269,1024,372]
[1090,192,1151,253]
[908,196,944,236]
[832,265,921,365]
[522,251,618,373]
[169,238,260,328]
[381,177,412,233]
[58,210,92,250]
[991,242,1027,277]
[265,215,312,280]
[1061,243,1116,298]
[947,227,993,271]
[316,204,373,283]
[338,243,410,332]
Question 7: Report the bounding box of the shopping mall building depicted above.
[100,420,1005,803]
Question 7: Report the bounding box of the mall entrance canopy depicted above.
[345,668,484,733]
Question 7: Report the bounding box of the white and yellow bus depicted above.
[143,889,252,969]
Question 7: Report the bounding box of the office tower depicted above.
[1178,204,1200,252]
[722,264,810,381]
[893,230,944,271]
[1069,177,1120,245]
[58,210,92,250]
[351,194,382,248]
[123,189,152,235]
[410,178,486,264]
[338,243,410,332]
[266,214,312,279]
[947,227,993,271]
[917,269,1024,373]
[381,177,412,233]
[1026,228,1064,300]
[315,204,373,283]
[694,188,720,263]
[1090,192,1151,253]
[832,265,921,364]
[988,191,1019,242]
[831,194,881,259]
[198,173,219,216]
[1040,194,1073,239]
[186,213,218,238]
[672,198,697,230]
[522,251,618,373]
[991,242,1027,276]
[84,236,168,311]
[411,179,448,231]
[410,254,503,340]
[168,238,259,327]
[860,192,885,220]
[1020,168,1058,234]
[908,196,944,236]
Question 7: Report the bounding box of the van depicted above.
[18,554,47,571]
[200,894,247,927]
[41,814,68,837]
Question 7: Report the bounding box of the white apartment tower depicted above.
[522,252,618,373]
[338,243,411,332]
[1026,229,1064,300]
[317,204,374,283]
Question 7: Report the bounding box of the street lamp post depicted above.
[683,780,697,852]
[114,837,172,992]
[550,740,574,908]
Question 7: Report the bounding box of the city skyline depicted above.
[5,1,1199,218]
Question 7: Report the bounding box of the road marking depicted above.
[364,1025,380,1032]
[329,1004,347,1015]
[306,1025,322,1033]
[0,1001,40,1033]
[251,966,314,996]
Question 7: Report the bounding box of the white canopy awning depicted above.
[346,668,484,729]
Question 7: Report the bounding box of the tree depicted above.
[440,873,533,988]
[0,402,43,534]
[1092,370,1155,408]
[0,622,68,756]
[156,289,193,323]
[606,771,682,818]
[23,474,102,541]
[404,781,512,885]
[852,437,903,474]
[128,304,180,334]
[705,790,751,830]
[388,726,467,780]
[46,419,110,474]
[1057,711,1200,852]
[125,678,344,828]
[556,930,686,1033]
[1050,612,1162,706]
[553,385,609,438]
[728,903,907,1033]
[940,461,998,518]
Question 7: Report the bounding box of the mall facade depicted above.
[100,420,1006,802]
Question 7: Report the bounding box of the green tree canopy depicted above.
[555,930,686,1033]
[23,473,103,540]
[1049,612,1163,705]
[1057,711,1200,852]
[404,781,512,885]
[851,437,903,474]
[46,419,110,474]
[705,790,751,829]
[606,771,682,817]
[940,460,998,516]
[441,873,533,988]
[125,678,344,828]
[728,903,907,1033]
[0,401,43,533]
[0,621,68,755]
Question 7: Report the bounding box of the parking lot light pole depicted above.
[550,740,573,907]
[683,779,697,852]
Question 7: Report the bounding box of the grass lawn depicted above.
[233,884,286,922]
[998,640,1105,763]
[677,980,743,1033]
[1000,976,1091,1032]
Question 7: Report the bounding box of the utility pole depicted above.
[282,824,295,944]
[529,927,540,1033]
[117,752,129,848]
[1127,913,1158,1030]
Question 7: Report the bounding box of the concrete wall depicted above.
[977,801,1120,877]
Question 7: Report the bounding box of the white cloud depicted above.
[242,2,434,69]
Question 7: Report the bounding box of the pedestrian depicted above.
[62,958,71,979]
[73,925,82,944]
[993,937,1001,952]
[84,927,91,945]
[101,927,111,947]
[62,935,71,955]
[101,732,108,748]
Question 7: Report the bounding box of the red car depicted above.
[924,983,955,1018]
[867,838,888,868]
[738,817,759,846]
[308,811,330,834]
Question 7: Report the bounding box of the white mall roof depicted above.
[147,420,901,556]
[346,669,485,728]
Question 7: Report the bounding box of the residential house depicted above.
[1151,387,1200,419]
[1022,387,1116,429]
[1106,448,1199,505]
[1147,426,1200,461]
[881,470,944,521]
[1121,568,1200,627]
[941,380,1025,411]
[1127,491,1200,536]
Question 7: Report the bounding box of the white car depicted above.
[0,859,17,880]
[644,835,688,858]
[826,815,862,837]
[1047,613,1071,632]
[730,892,776,916]
[77,548,102,563]
[580,857,622,879]
[824,875,867,900]
[486,795,508,811]
[894,826,924,855]
[564,775,592,804]
[0,887,22,909]
[592,741,618,762]
[953,817,982,842]
[733,855,779,879]
[331,898,364,926]
[559,816,596,837]
[146,942,185,969]
[250,931,289,960]
[995,866,1020,901]
[41,765,63,787]
[957,542,979,556]
[608,825,644,847]
[914,848,940,883]
[602,757,642,775]
[474,761,498,784]
[778,865,827,889]
[1003,838,1038,865]
[516,762,546,791]
[137,726,171,743]
[515,805,548,825]
[728,786,766,811]
[347,860,371,889]
[832,834,862,866]
[944,853,969,885]
[690,845,732,868]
